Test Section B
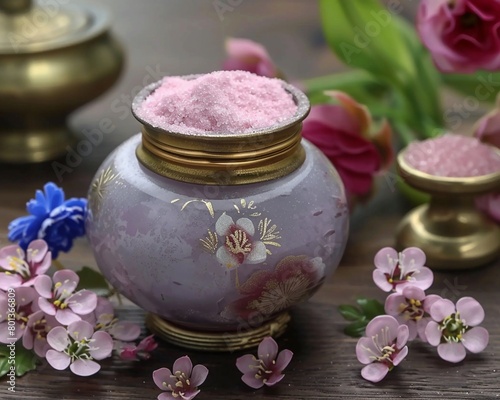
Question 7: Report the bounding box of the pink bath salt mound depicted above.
[136,70,298,135]
[404,134,500,177]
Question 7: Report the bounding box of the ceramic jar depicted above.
[86,77,349,346]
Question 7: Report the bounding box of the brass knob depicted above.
[0,0,33,14]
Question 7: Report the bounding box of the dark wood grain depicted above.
[1,1,499,399]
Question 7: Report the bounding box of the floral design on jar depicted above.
[89,166,120,215]
[215,213,267,270]
[223,255,325,320]
[199,198,281,263]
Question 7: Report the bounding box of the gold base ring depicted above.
[146,312,291,352]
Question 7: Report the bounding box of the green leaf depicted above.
[356,298,385,319]
[76,266,111,297]
[338,305,363,321]
[344,319,368,338]
[0,344,39,378]
[392,17,443,129]
[442,71,500,103]
[319,0,415,87]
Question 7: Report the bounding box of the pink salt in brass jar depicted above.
[86,73,349,350]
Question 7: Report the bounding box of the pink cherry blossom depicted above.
[0,287,37,343]
[356,315,409,383]
[153,356,208,400]
[425,297,489,363]
[215,213,267,270]
[117,335,158,361]
[302,91,392,197]
[22,310,60,357]
[417,0,500,73]
[223,37,278,78]
[46,320,113,376]
[0,240,51,290]
[373,247,434,293]
[236,336,293,389]
[83,296,141,342]
[34,269,97,325]
[385,286,442,341]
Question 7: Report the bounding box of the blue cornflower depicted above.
[8,182,87,259]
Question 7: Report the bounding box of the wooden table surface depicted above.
[1,1,499,399]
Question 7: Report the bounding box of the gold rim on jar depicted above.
[132,76,310,185]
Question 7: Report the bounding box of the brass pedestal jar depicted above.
[396,150,500,270]
[86,77,350,351]
[0,0,124,163]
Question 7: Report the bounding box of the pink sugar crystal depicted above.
[405,134,500,177]
[136,70,297,135]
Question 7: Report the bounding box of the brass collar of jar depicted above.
[133,77,310,185]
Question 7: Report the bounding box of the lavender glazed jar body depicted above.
[86,77,349,346]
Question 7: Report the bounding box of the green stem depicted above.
[301,70,380,94]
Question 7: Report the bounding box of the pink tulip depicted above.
[417,0,500,73]
[223,38,278,78]
[474,101,500,223]
[302,91,392,197]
